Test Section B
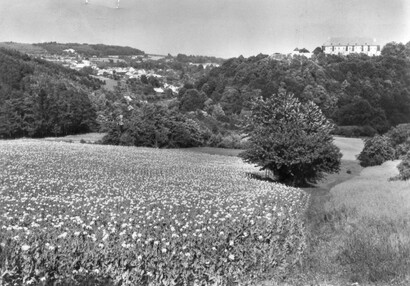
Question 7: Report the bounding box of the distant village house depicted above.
[63,48,76,54]
[291,47,312,58]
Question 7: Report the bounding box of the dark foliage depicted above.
[390,151,410,181]
[386,123,410,147]
[175,54,225,64]
[385,123,410,158]
[189,41,410,134]
[332,125,377,137]
[179,89,208,112]
[0,48,98,138]
[240,93,342,186]
[102,103,206,148]
[34,42,145,57]
[357,135,395,167]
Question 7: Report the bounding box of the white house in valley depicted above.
[322,37,381,56]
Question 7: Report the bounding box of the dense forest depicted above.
[33,42,145,57]
[181,41,410,136]
[0,48,101,138]
[175,54,225,64]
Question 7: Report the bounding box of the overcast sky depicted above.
[0,0,409,58]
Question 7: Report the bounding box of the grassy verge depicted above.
[333,136,364,161]
[186,147,243,157]
[302,160,410,285]
[187,136,364,160]
[42,132,106,143]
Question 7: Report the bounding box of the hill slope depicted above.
[184,43,410,135]
[34,42,145,57]
[0,48,101,138]
[0,42,47,55]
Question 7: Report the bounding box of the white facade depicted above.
[322,38,381,56]
[63,49,76,54]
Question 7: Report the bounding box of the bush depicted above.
[179,89,208,112]
[357,135,395,167]
[102,104,205,148]
[241,93,342,186]
[395,141,410,159]
[390,151,410,181]
[102,127,121,145]
[207,133,223,147]
[118,132,135,146]
[386,123,410,159]
[386,123,410,147]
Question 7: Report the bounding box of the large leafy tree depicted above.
[240,93,342,186]
[179,89,208,112]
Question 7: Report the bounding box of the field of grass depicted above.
[187,147,243,157]
[327,160,409,219]
[0,140,309,285]
[306,160,410,285]
[333,136,364,161]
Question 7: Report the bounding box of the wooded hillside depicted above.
[185,42,410,135]
[34,42,145,57]
[0,48,101,138]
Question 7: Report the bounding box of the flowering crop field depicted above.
[0,140,309,285]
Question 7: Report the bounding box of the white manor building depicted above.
[322,37,381,56]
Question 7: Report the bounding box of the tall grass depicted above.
[319,160,410,284]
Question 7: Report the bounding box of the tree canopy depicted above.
[34,42,145,57]
[240,93,342,186]
[191,41,410,135]
[0,48,99,138]
[102,103,206,148]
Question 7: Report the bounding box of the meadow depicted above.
[0,140,309,285]
[306,160,410,285]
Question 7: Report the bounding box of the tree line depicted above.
[34,42,145,57]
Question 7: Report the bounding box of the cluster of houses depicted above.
[37,49,180,94]
[94,66,162,79]
[38,37,382,93]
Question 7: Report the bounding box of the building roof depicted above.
[323,37,376,46]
